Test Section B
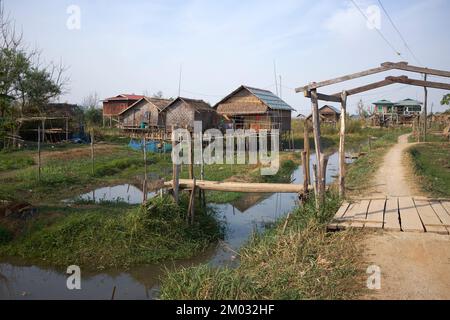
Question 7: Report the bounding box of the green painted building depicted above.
[372,98,422,115]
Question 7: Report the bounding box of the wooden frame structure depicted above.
[296,61,450,203]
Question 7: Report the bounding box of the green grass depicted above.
[0,151,35,171]
[159,193,366,300]
[409,143,450,197]
[0,146,172,203]
[408,133,449,143]
[0,194,223,269]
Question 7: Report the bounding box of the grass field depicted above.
[0,194,223,269]
[160,192,366,300]
[409,143,450,198]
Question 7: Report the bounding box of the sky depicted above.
[3,0,450,115]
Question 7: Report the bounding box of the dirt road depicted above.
[362,133,450,300]
[372,133,421,197]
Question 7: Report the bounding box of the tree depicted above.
[81,92,102,126]
[0,4,68,116]
[81,92,100,109]
[441,94,450,106]
[152,91,164,99]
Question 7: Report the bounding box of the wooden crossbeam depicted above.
[304,91,342,103]
[327,76,450,98]
[332,79,395,97]
[386,76,450,90]
[296,61,450,93]
[382,62,450,78]
[295,63,393,93]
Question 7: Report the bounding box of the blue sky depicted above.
[4,0,450,114]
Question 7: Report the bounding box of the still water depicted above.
[0,151,349,299]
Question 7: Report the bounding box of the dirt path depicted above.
[362,133,450,300]
[371,133,421,197]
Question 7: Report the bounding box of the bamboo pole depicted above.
[90,130,94,175]
[339,91,347,198]
[37,126,41,182]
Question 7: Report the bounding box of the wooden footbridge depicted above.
[329,197,450,235]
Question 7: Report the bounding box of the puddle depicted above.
[71,184,157,205]
[0,150,355,299]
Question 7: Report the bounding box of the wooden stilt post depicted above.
[90,130,95,175]
[339,91,347,198]
[37,126,41,182]
[142,135,148,204]
[310,89,324,207]
[188,177,196,225]
[65,117,69,141]
[172,163,180,204]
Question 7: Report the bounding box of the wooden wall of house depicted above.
[121,101,163,127]
[216,88,267,114]
[165,100,195,130]
[103,100,134,116]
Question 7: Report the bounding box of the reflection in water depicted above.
[75,184,156,205]
[0,151,353,299]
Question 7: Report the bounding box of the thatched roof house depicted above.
[164,97,217,132]
[214,85,294,132]
[118,97,172,128]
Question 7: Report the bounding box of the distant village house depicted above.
[214,85,294,133]
[119,97,173,129]
[306,105,341,125]
[164,97,217,132]
[102,94,145,127]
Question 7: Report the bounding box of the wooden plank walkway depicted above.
[328,197,450,235]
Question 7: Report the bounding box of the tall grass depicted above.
[0,194,223,269]
[160,193,365,300]
[409,143,450,197]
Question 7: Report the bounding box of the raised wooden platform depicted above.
[329,197,450,235]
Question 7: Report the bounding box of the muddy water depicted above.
[0,150,351,299]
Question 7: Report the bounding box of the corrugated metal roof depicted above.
[394,98,422,106]
[245,86,294,111]
[373,99,394,105]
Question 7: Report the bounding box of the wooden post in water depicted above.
[90,130,95,175]
[142,136,148,204]
[310,89,324,207]
[37,126,41,182]
[338,91,347,198]
[301,151,308,201]
[303,120,310,186]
